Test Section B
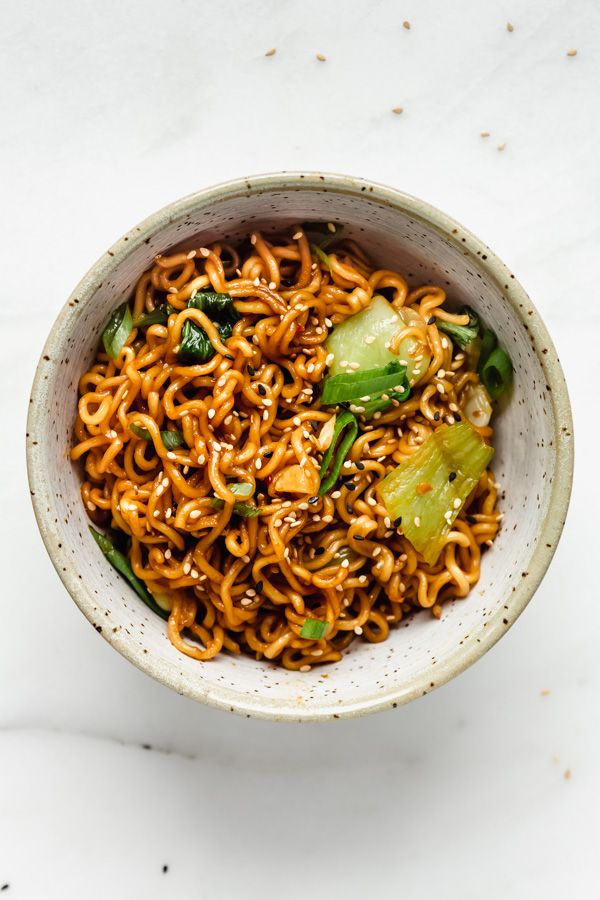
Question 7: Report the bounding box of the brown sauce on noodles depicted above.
[72,228,501,670]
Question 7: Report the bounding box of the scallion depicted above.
[318,411,358,495]
[132,304,177,328]
[88,526,169,620]
[321,362,409,406]
[300,617,329,639]
[436,306,480,350]
[480,346,513,400]
[310,243,332,271]
[129,423,185,450]
[102,303,132,359]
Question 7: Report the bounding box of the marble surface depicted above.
[1,0,597,896]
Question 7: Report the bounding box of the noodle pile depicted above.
[72,227,501,670]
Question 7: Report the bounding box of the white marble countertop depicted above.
[1,0,597,896]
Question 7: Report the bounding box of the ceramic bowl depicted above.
[26,173,573,720]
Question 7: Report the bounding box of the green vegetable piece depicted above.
[102,303,132,359]
[209,498,260,517]
[377,422,494,565]
[480,346,513,400]
[132,304,176,328]
[302,221,345,250]
[300,617,329,639]
[229,482,253,498]
[310,243,332,271]
[129,423,185,450]
[325,296,429,387]
[318,411,359,495]
[478,328,498,370]
[436,306,480,350]
[321,362,409,406]
[88,526,169,620]
[179,290,240,363]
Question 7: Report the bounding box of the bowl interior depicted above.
[28,176,571,719]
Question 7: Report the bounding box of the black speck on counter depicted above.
[162,865,169,874]
[1,885,10,892]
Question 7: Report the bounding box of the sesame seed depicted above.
[86,501,95,511]
[166,451,176,460]
[250,235,257,245]
[264,47,276,56]
[506,22,514,32]
[155,485,164,497]
[164,548,172,559]
[441,337,449,349]
[327,222,336,233]
[566,48,577,57]
[392,106,403,115]
[331,490,341,499]
[325,353,334,366]
[414,516,421,527]
[189,510,201,519]
[293,231,303,240]
[199,247,210,257]
[498,143,506,151]
[372,547,381,557]
[162,477,169,489]
[293,416,301,426]
[255,458,262,470]
[453,498,461,509]
[183,562,192,574]
[191,569,199,579]
[480,131,490,138]
[240,597,253,606]
[268,281,277,290]
[300,664,311,672]
[197,456,206,466]
[311,648,324,657]
[208,409,216,420]
[183,465,190,474]
[341,559,349,568]
[340,359,348,368]
[316,53,326,62]
[168,286,178,293]
[263,398,273,407]
[403,20,410,29]
[367,496,377,507]
[354,626,363,635]
[436,383,445,394]
[242,554,250,563]
[358,575,367,584]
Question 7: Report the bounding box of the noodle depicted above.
[72,228,501,670]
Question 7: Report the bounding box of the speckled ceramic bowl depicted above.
[26,173,573,721]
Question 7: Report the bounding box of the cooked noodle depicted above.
[72,228,501,670]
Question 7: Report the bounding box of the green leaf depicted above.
[88,526,169,620]
[318,411,359,496]
[178,290,239,363]
[229,482,253,497]
[302,221,345,250]
[132,303,176,328]
[436,306,480,350]
[102,303,132,359]
[321,361,409,405]
[300,617,329,639]
[478,328,498,370]
[129,423,185,450]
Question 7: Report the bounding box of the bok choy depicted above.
[376,422,494,565]
[179,290,240,363]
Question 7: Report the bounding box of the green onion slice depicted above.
[321,362,409,406]
[300,617,329,640]
[102,303,132,359]
[88,526,169,620]
[436,306,480,350]
[129,423,185,450]
[229,482,253,497]
[310,243,332,271]
[209,498,260,517]
[318,411,359,496]
[480,346,513,400]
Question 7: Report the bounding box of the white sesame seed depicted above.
[340,360,348,368]
[164,548,172,559]
[325,353,334,366]
[343,460,353,469]
[414,516,421,527]
[246,588,257,597]
[299,664,311,672]
[331,490,341,499]
[208,409,216,420]
[197,456,206,466]
[166,451,176,460]
[168,286,178,294]
[240,597,253,606]
[250,235,257,245]
[165,509,172,519]
[186,250,196,259]
[293,231,303,240]
[364,335,375,344]
[263,398,273,407]
[199,247,210,257]
[354,625,363,635]
[212,441,222,452]
[436,384,445,394]
[263,410,269,421]
[162,477,169,489]
[255,458,262,470]
[242,554,250,563]
[348,361,360,370]
[183,562,192,574]
[327,222,336,233]
[183,465,190,474]
[453,498,461,509]
[155,485,164,497]
[189,510,201,519]
[449,402,458,412]
[86,501,95,511]
[372,547,381,557]
[191,569,199,578]
[341,559,350,568]
[367,497,377,506]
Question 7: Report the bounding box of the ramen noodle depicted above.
[72,225,512,670]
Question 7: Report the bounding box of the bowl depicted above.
[26,172,574,721]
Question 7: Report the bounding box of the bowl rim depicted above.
[26,171,574,721]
